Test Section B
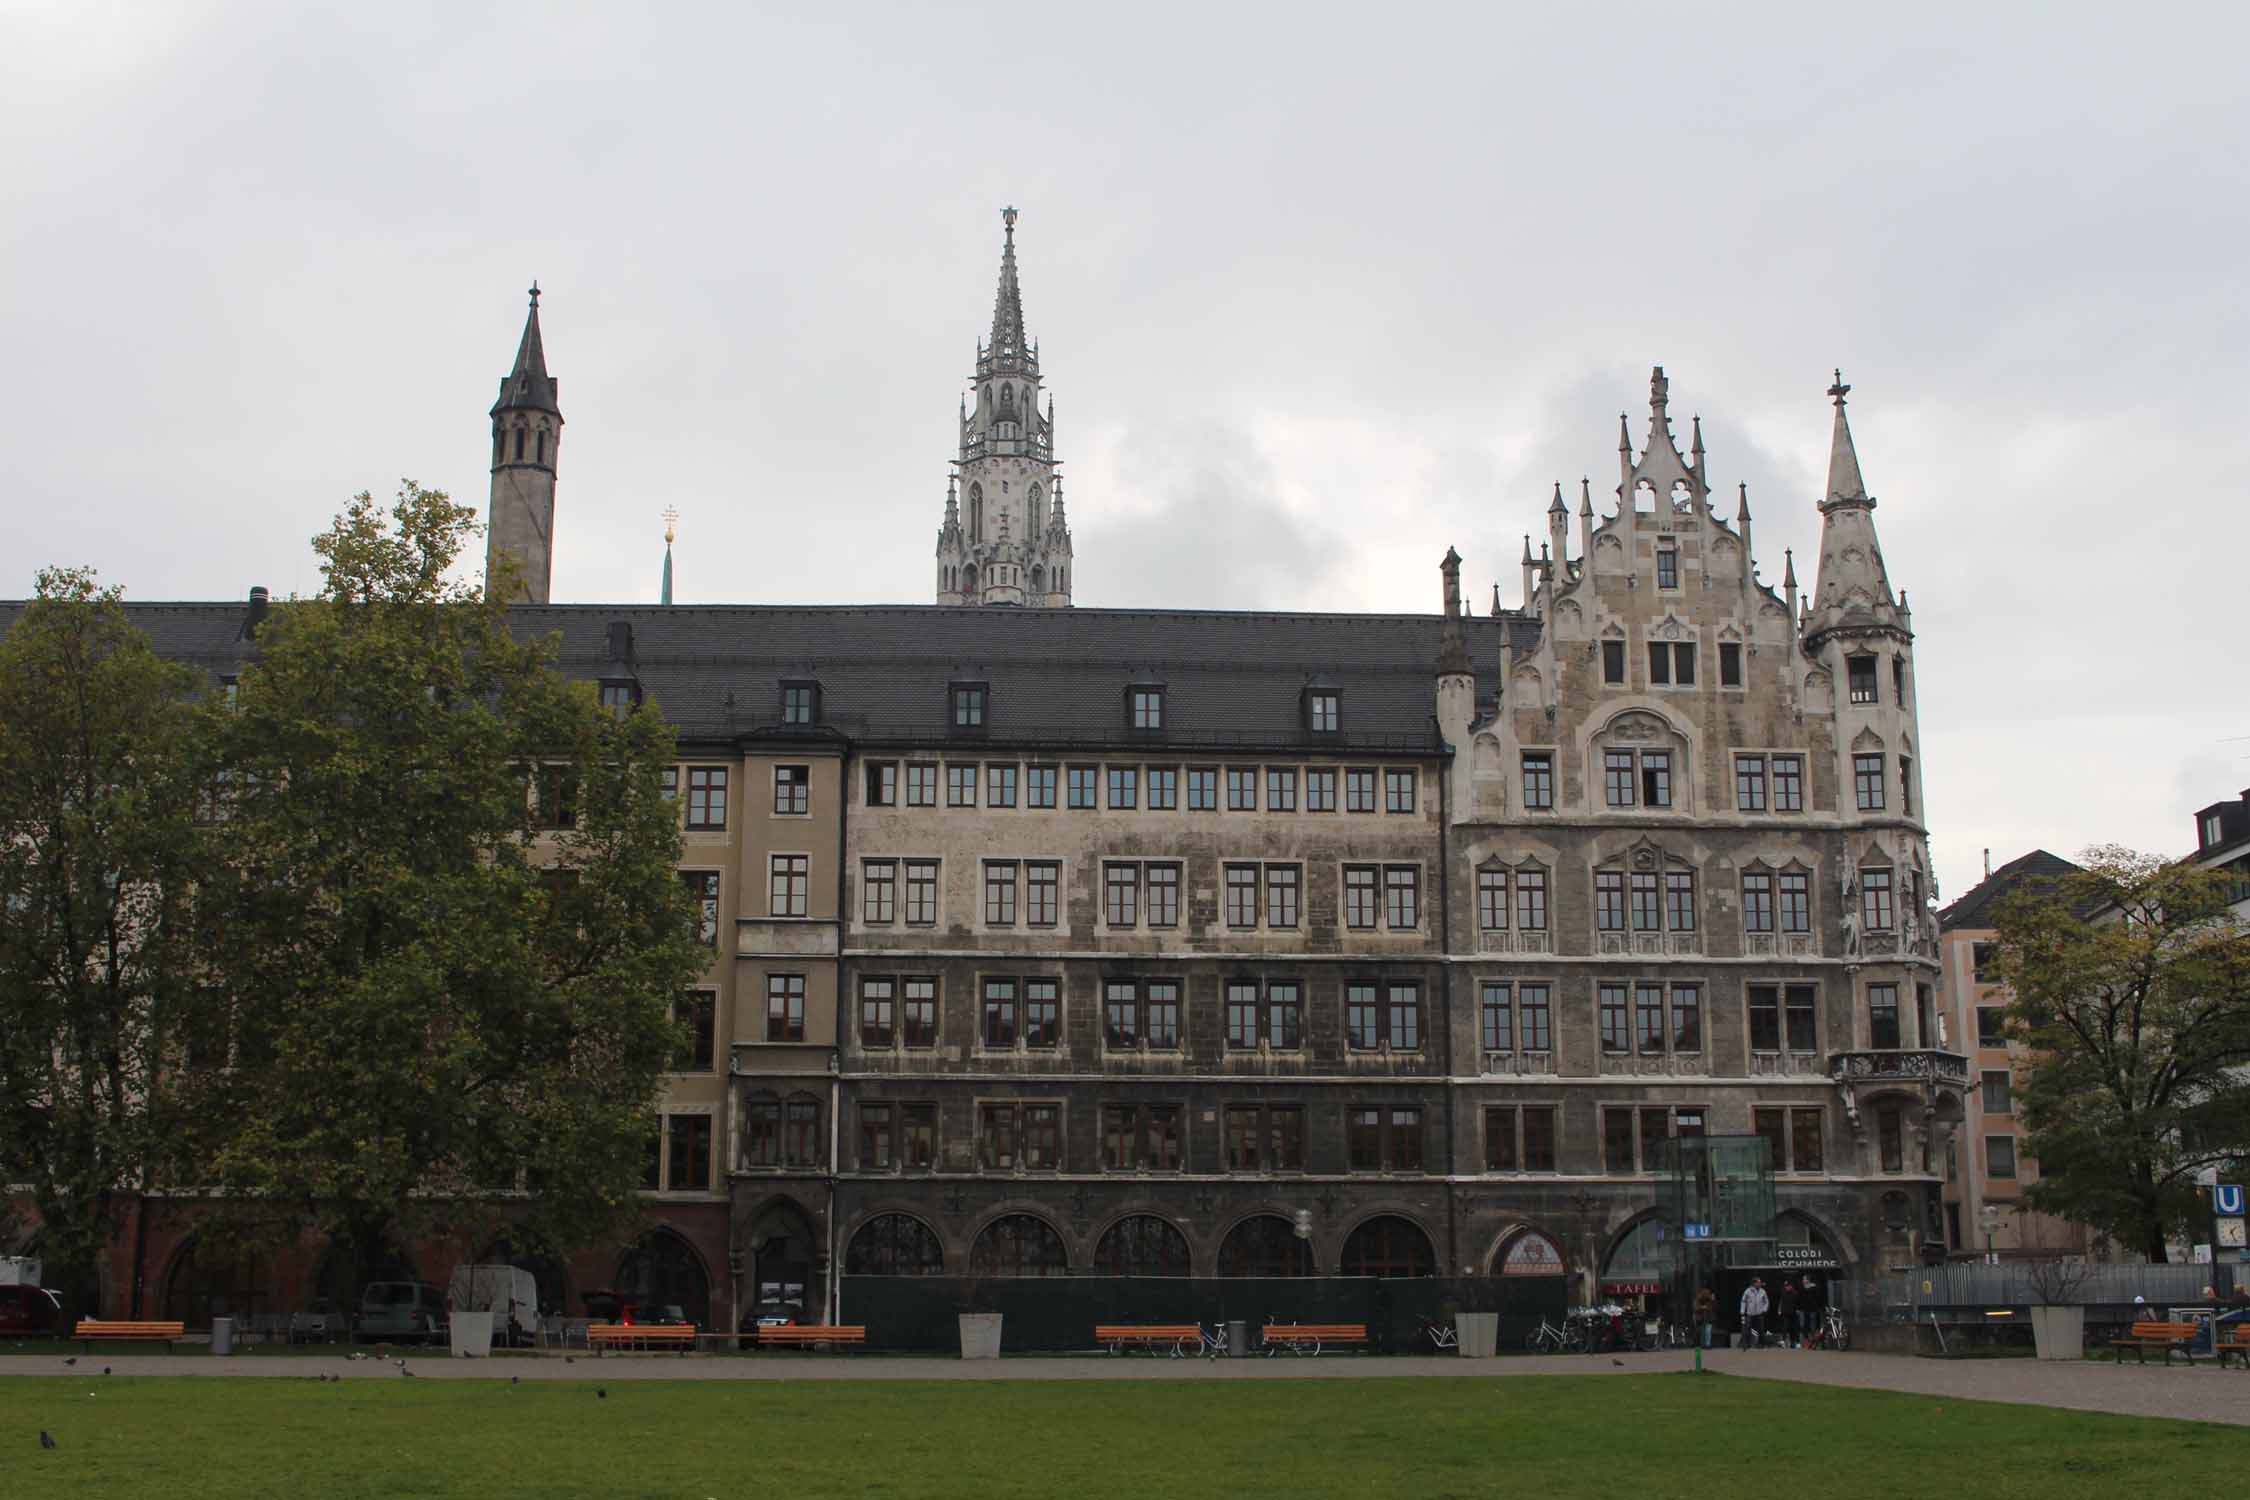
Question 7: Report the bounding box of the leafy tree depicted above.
[189,483,705,1273]
[1994,846,2250,1261]
[0,569,207,1308]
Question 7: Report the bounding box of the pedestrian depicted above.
[1797,1275,1820,1344]
[1694,1285,1716,1350]
[1775,1280,1800,1348]
[1739,1277,1770,1348]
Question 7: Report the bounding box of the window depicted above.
[1477,868,1507,931]
[666,1114,711,1191]
[1146,863,1181,927]
[1106,766,1138,809]
[1147,768,1178,810]
[537,764,579,828]
[978,1105,1015,1170]
[1647,641,1695,686]
[1223,768,1254,810]
[1893,657,1907,706]
[1779,872,1811,933]
[1664,870,1696,932]
[659,766,677,803]
[1595,872,1625,932]
[859,978,894,1049]
[742,1097,779,1169]
[766,973,805,1042]
[1641,751,1672,808]
[1604,750,1636,807]
[773,765,810,815]
[1103,863,1139,927]
[1772,755,1803,812]
[1848,655,1878,705]
[1104,1105,1183,1172]
[1383,866,1420,929]
[1976,1005,2006,1047]
[859,1102,893,1169]
[1067,766,1097,809]
[1307,691,1340,733]
[1105,979,1181,1051]
[1346,983,1379,1050]
[1266,767,1297,811]
[1749,984,1819,1053]
[1754,1107,1827,1173]
[905,763,937,807]
[1899,756,1914,816]
[1345,768,1377,813]
[1519,984,1551,1050]
[983,862,1017,926]
[1347,981,1421,1051]
[1877,1108,1905,1173]
[1224,1105,1262,1171]
[686,767,728,830]
[1603,1108,1635,1173]
[1985,1135,2018,1179]
[1735,755,1766,812]
[1521,752,1554,809]
[1226,1104,1305,1171]
[899,1102,936,1169]
[1025,862,1059,926]
[1656,547,1678,588]
[1385,768,1416,813]
[1599,983,1629,1053]
[1972,942,1999,981]
[675,992,715,1071]
[1348,1105,1422,1172]
[903,860,938,925]
[1981,1070,2012,1115]
[1022,1105,1060,1169]
[1023,979,1059,1049]
[2201,811,2223,848]
[1264,865,1300,928]
[981,979,1017,1049]
[1518,870,1547,931]
[1226,981,1260,1049]
[1602,639,1626,684]
[1523,1107,1557,1171]
[769,854,809,917]
[1231,980,1301,1049]
[1130,686,1165,730]
[1144,981,1181,1049]
[1670,984,1703,1052]
[865,762,897,807]
[1480,981,1513,1051]
[1225,864,1259,928]
[1190,767,1220,810]
[1743,872,1774,933]
[987,764,1017,807]
[681,871,719,946]
[1343,866,1379,929]
[946,763,978,807]
[1785,985,1817,1051]
[902,978,937,1048]
[1635,983,1666,1053]
[951,683,987,730]
[781,682,817,725]
[1306,768,1337,812]
[1387,983,1421,1049]
[1861,868,1895,932]
[1854,753,1886,811]
[1026,765,1057,808]
[1719,641,1742,687]
[1869,983,1901,1049]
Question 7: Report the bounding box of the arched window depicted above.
[493,426,504,465]
[969,1214,1067,1276]
[743,1092,781,1168]
[615,1229,710,1329]
[162,1238,269,1329]
[1216,1215,1311,1277]
[513,427,525,461]
[845,1214,945,1275]
[1092,1215,1190,1276]
[536,428,547,464]
[968,484,983,540]
[1000,384,1015,411]
[1339,1215,1435,1277]
[1600,1218,1672,1298]
[1494,1228,1566,1278]
[783,1094,821,1167]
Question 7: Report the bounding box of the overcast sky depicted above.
[4,2,2244,899]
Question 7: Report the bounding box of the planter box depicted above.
[1454,1313,1498,1358]
[449,1310,495,1359]
[958,1313,1003,1360]
[2029,1305,2084,1362]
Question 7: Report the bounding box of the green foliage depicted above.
[0,569,207,1283]
[185,483,707,1262]
[1992,845,2250,1261]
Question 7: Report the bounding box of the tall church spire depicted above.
[484,284,563,604]
[1805,371,1900,645]
[660,508,677,606]
[936,209,1073,607]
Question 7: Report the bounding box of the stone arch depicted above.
[1337,1214,1435,1277]
[1091,1214,1191,1277]
[742,1195,821,1327]
[1851,725,1885,754]
[960,563,979,599]
[844,1213,945,1276]
[1489,1225,1569,1279]
[1597,1212,1673,1300]
[969,1212,1069,1276]
[1215,1213,1312,1277]
[161,1236,271,1330]
[614,1227,711,1329]
[967,484,983,541]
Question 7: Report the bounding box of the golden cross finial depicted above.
[662,506,679,544]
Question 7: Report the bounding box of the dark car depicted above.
[0,1285,62,1336]
[623,1302,691,1327]
[354,1281,448,1343]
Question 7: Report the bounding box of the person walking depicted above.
[1775,1280,1800,1348]
[1739,1277,1770,1348]
[1694,1285,1717,1350]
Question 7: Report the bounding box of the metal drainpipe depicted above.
[829,736,853,1327]
[1436,729,1459,1277]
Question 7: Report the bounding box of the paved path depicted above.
[9,1347,2245,1426]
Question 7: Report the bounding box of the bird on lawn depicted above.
[1611,1359,1624,1367]
[596,1388,607,1400]
[564,1356,575,1364]
[62,1357,75,1367]
[40,1431,57,1450]
[510,1376,520,1385]
[102,1368,110,1376]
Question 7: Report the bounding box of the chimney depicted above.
[605,620,635,666]
[241,585,270,639]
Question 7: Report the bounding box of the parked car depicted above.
[0,1285,62,1336]
[753,1282,806,1328]
[623,1302,691,1327]
[355,1281,447,1343]
[447,1265,540,1347]
[289,1296,346,1344]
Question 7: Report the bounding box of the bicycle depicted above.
[1805,1308,1849,1351]
[1418,1318,1459,1352]
[1196,1325,1230,1359]
[1525,1316,1574,1353]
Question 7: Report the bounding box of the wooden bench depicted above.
[2109,1320,2199,1364]
[1263,1322,1368,1356]
[2216,1326,2249,1370]
[586,1323,696,1355]
[1095,1323,1203,1357]
[757,1325,867,1351]
[75,1320,185,1352]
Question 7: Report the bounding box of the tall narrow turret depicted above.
[484,284,563,604]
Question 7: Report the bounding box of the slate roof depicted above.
[1938,849,2081,933]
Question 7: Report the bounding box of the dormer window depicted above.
[2201,812,2222,848]
[1847,655,1879,705]
[781,680,820,726]
[950,682,988,732]
[598,681,639,717]
[1129,686,1166,732]
[1305,689,1341,735]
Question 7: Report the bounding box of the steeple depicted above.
[1805,371,1900,642]
[988,207,1028,371]
[1822,368,1871,508]
[1437,547,1471,677]
[660,508,677,607]
[484,283,564,604]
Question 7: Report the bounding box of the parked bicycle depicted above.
[1418,1317,1459,1352]
[1196,1325,1231,1359]
[1525,1315,1584,1353]
[1804,1307,1850,1351]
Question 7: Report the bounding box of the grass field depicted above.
[2,1373,2235,1499]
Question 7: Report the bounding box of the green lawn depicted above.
[1,1374,2234,1499]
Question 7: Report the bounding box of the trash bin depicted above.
[210,1317,234,1356]
[1226,1319,1248,1358]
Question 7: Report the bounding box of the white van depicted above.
[447,1265,540,1346]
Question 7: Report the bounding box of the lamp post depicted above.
[1978,1202,2004,1267]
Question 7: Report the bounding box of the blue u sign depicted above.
[2217,1184,2245,1217]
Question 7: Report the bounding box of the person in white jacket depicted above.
[1739,1277,1771,1347]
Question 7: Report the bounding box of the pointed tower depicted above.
[485,284,563,604]
[660,508,677,606]
[935,208,1072,607]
